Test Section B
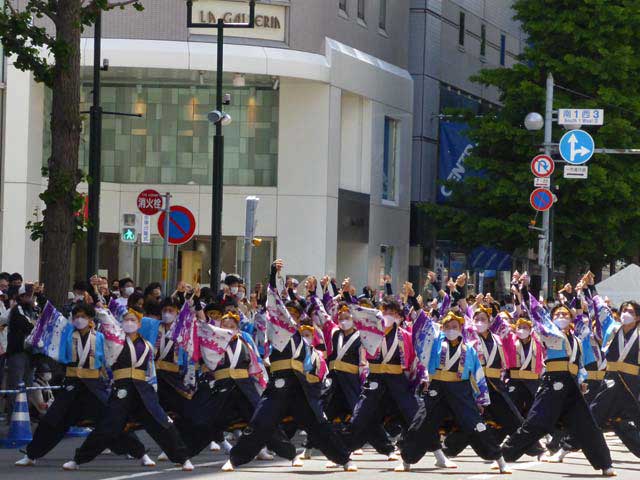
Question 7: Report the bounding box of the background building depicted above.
[408,0,525,293]
[1,0,413,291]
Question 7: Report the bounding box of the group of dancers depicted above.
[11,264,640,476]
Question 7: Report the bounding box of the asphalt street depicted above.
[0,432,638,480]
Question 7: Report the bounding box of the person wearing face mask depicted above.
[16,303,149,468]
[223,274,243,301]
[501,296,616,477]
[308,300,397,464]
[179,311,295,465]
[402,310,512,474]
[65,309,194,472]
[115,278,136,307]
[501,317,544,419]
[225,260,355,472]
[445,305,542,461]
[346,295,455,472]
[582,297,640,459]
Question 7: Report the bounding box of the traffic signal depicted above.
[121,228,137,243]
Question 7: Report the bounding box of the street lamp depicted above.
[185,0,256,289]
[524,112,544,131]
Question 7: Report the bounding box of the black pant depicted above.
[502,372,612,470]
[404,380,502,463]
[444,379,543,457]
[26,382,144,460]
[178,379,295,460]
[588,373,640,457]
[157,375,191,419]
[230,375,350,467]
[346,374,420,454]
[74,384,189,465]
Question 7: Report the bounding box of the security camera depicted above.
[102,58,109,71]
[223,93,231,105]
[207,110,223,124]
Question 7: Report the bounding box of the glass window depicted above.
[339,0,347,13]
[500,34,506,65]
[357,0,365,21]
[43,83,279,187]
[458,12,465,46]
[480,24,486,57]
[382,116,398,202]
[379,0,386,30]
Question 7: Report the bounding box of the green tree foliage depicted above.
[422,0,640,275]
[0,0,143,306]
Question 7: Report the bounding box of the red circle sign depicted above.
[158,206,196,245]
[530,188,554,212]
[137,189,163,215]
[531,155,555,178]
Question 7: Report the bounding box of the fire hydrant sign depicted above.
[137,189,163,216]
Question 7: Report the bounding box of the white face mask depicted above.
[516,328,530,340]
[445,329,461,341]
[124,286,134,297]
[122,320,139,333]
[339,319,354,331]
[73,317,89,330]
[553,318,570,330]
[475,322,489,334]
[382,314,397,328]
[620,312,636,325]
[74,294,84,302]
[162,312,177,324]
[230,286,239,295]
[237,292,245,301]
[42,373,52,382]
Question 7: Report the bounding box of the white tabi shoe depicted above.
[256,448,274,461]
[221,460,234,472]
[541,448,568,463]
[62,460,79,471]
[394,461,411,472]
[325,461,339,468]
[182,459,194,471]
[603,467,618,477]
[15,456,35,467]
[157,451,168,462]
[210,441,221,451]
[387,450,399,461]
[101,449,113,455]
[221,439,233,454]
[141,454,156,467]
[434,449,458,469]
[300,448,313,459]
[497,456,512,475]
[343,461,358,472]
[292,455,304,467]
[352,448,364,456]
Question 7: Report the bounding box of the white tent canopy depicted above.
[595,263,640,307]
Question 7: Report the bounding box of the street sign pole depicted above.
[541,73,554,300]
[243,196,260,291]
[161,192,171,296]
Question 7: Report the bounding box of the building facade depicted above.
[408,0,525,291]
[1,0,413,291]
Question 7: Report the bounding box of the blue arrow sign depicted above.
[559,129,594,165]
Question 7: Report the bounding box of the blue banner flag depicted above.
[437,122,475,203]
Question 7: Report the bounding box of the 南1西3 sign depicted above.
[558,109,604,126]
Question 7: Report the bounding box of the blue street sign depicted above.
[559,129,595,165]
[158,206,196,245]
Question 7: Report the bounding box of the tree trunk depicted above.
[41,1,82,308]
[590,262,604,284]
[609,259,616,276]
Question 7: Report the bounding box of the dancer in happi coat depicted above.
[224,260,354,472]
[16,303,149,467]
[501,295,616,477]
[64,309,194,471]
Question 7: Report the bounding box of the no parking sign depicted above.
[158,206,196,245]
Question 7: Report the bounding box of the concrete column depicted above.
[1,65,44,279]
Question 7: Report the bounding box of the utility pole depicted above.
[243,196,260,290]
[540,73,554,300]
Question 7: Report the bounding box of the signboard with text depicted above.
[558,109,604,126]
[189,0,286,42]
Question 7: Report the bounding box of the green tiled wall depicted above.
[43,84,279,186]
